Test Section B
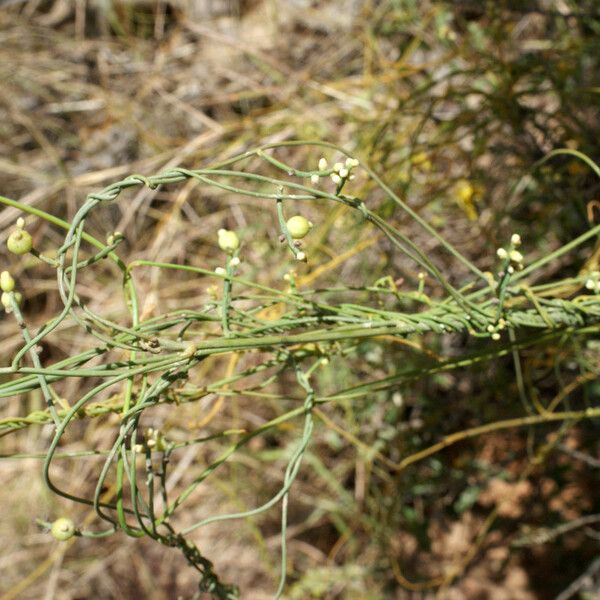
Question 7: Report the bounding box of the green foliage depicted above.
[1,2,600,598]
[1,141,599,597]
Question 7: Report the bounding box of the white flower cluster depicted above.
[1,270,21,313]
[496,233,523,273]
[310,156,359,186]
[486,318,507,341]
[133,427,168,453]
[585,271,600,293]
[214,229,242,282]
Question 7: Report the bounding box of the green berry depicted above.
[50,517,75,541]
[0,271,15,293]
[286,216,313,239]
[7,229,33,255]
[217,229,240,254]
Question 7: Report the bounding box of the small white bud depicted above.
[0,271,15,293]
[318,157,328,170]
[585,279,595,290]
[510,233,521,246]
[16,217,25,229]
[509,249,523,264]
[345,157,359,168]
[507,265,515,274]
[496,248,508,260]
[230,256,240,267]
[339,168,349,178]
[310,174,319,185]
[1,292,11,311]
[1,291,21,312]
[107,231,122,245]
[217,229,240,254]
[486,324,495,333]
[215,267,227,276]
[333,162,344,172]
[491,332,501,341]
[295,251,307,262]
[331,173,341,184]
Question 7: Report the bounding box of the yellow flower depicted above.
[454,179,481,221]
[411,151,432,172]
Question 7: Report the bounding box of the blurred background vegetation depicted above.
[0,1,599,599]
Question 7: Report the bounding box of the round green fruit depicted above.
[51,517,76,541]
[286,216,313,239]
[7,229,33,255]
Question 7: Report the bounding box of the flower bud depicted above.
[1,292,11,310]
[0,271,15,293]
[509,249,523,264]
[1,291,21,311]
[217,229,240,254]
